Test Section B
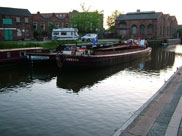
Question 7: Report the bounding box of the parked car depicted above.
[81,34,98,42]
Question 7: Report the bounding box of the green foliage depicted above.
[33,31,43,41]
[70,11,103,34]
[178,29,182,38]
[107,10,122,32]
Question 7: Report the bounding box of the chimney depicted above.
[137,9,140,13]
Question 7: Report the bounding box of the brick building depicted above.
[32,12,71,38]
[32,11,104,38]
[115,10,178,39]
[0,7,33,41]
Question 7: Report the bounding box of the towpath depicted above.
[113,66,182,136]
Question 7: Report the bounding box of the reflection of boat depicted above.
[57,43,151,70]
[57,57,151,93]
[0,66,57,92]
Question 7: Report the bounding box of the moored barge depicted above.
[56,44,152,70]
[0,47,45,68]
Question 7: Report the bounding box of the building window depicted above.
[120,30,127,36]
[65,23,69,28]
[16,17,20,23]
[19,51,26,56]
[119,23,127,28]
[55,22,60,28]
[48,22,53,29]
[3,18,12,24]
[62,22,64,28]
[147,24,153,35]
[25,29,29,37]
[7,52,11,58]
[25,17,29,23]
[140,25,145,35]
[17,29,22,36]
[33,22,37,31]
[132,25,137,35]
[40,22,46,31]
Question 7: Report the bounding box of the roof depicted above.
[0,7,32,16]
[170,16,176,21]
[33,12,68,19]
[116,11,162,21]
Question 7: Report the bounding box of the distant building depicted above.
[32,10,104,38]
[0,7,33,41]
[115,10,178,39]
[32,12,71,38]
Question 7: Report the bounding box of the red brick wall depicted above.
[115,13,178,39]
[32,12,71,37]
[0,15,33,40]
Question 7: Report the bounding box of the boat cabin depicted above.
[0,47,45,65]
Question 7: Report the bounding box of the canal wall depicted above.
[167,38,181,45]
[113,66,182,136]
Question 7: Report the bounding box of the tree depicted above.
[70,3,104,34]
[106,10,122,32]
[178,29,182,38]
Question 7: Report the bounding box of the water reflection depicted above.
[0,66,57,92]
[137,48,175,71]
[56,57,151,93]
[0,45,181,136]
[0,47,177,93]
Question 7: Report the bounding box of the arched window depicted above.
[132,25,137,35]
[148,24,153,35]
[119,22,127,28]
[140,25,145,35]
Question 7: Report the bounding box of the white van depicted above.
[52,28,79,40]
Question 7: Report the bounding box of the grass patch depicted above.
[0,40,81,50]
[0,40,119,50]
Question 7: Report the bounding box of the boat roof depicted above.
[0,47,44,52]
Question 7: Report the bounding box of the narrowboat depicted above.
[56,42,152,70]
[0,47,45,68]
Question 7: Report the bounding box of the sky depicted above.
[0,0,181,28]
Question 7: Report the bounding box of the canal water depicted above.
[0,45,182,136]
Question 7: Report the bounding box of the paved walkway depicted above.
[113,67,182,136]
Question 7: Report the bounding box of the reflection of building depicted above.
[115,10,178,39]
[144,48,175,70]
[32,12,71,37]
[0,7,33,40]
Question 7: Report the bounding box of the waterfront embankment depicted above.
[113,66,182,136]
